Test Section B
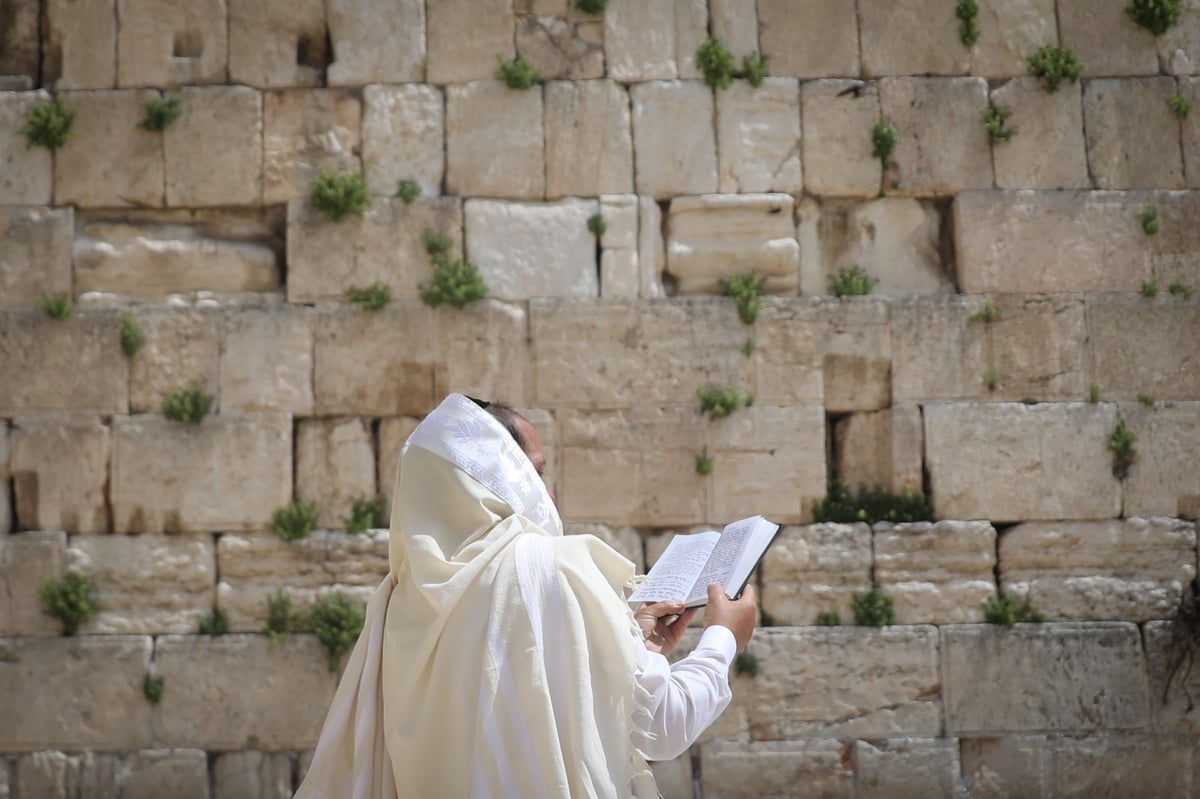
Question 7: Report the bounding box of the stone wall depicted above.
[1,0,1198,796]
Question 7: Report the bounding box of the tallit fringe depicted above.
[624,616,661,798]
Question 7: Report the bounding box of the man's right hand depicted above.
[703,583,758,652]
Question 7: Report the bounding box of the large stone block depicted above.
[603,0,706,82]
[362,84,444,199]
[969,0,1059,78]
[116,0,228,87]
[516,16,604,81]
[426,0,510,83]
[433,299,531,406]
[1087,294,1200,401]
[464,198,599,299]
[0,0,38,80]
[750,299,825,406]
[638,195,665,297]
[164,86,264,207]
[879,77,993,195]
[0,310,128,414]
[760,523,872,626]
[545,80,634,198]
[925,403,1122,522]
[1059,0,1159,77]
[0,420,9,534]
[648,754,692,799]
[800,80,881,198]
[327,0,423,85]
[598,195,640,298]
[45,0,117,89]
[758,0,858,78]
[631,81,718,198]
[228,0,326,88]
[1083,78,1185,189]
[296,418,376,530]
[890,295,990,402]
[0,636,152,750]
[1146,620,1200,733]
[213,750,293,799]
[710,0,758,58]
[221,306,314,414]
[154,634,339,749]
[564,523,643,572]
[1185,77,1200,188]
[833,406,924,494]
[985,294,1090,402]
[942,623,1148,733]
[0,91,53,204]
[112,414,292,533]
[13,750,121,799]
[11,416,110,534]
[0,207,72,309]
[860,0,969,77]
[700,740,855,799]
[378,417,420,513]
[53,90,163,207]
[716,79,802,194]
[122,750,209,799]
[127,309,221,414]
[822,298,892,411]
[991,79,1089,189]
[960,736,1047,799]
[875,521,996,624]
[855,738,961,799]
[263,88,360,204]
[0,531,66,636]
[1047,734,1193,798]
[1117,403,1200,518]
[446,81,544,199]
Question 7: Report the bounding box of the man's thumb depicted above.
[707,583,724,604]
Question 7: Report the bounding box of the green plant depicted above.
[1142,280,1160,298]
[143,673,165,704]
[197,607,228,636]
[395,179,421,204]
[346,282,391,311]
[851,586,895,627]
[587,213,607,238]
[831,265,877,297]
[740,52,768,87]
[815,611,841,627]
[1171,94,1192,119]
[1169,282,1196,299]
[722,272,766,325]
[310,170,368,221]
[310,591,366,671]
[263,588,302,642]
[496,54,539,90]
[1140,205,1160,235]
[733,651,760,677]
[24,99,75,150]
[956,0,980,46]
[696,37,735,90]
[421,256,488,308]
[967,299,997,324]
[1108,417,1137,480]
[1126,0,1182,34]
[695,453,714,476]
[421,229,454,258]
[574,0,607,13]
[162,382,213,424]
[983,369,1004,391]
[344,496,385,535]
[39,293,72,320]
[39,571,97,636]
[981,102,1017,143]
[1138,392,1156,406]
[698,387,748,419]
[741,337,754,357]
[273,500,318,542]
[1028,45,1082,93]
[138,94,181,131]
[1088,382,1102,403]
[872,121,897,180]
[982,593,1045,626]
[812,483,934,524]
[118,313,143,357]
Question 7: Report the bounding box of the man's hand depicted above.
[703,584,757,652]
[635,601,699,656]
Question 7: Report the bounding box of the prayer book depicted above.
[627,515,782,608]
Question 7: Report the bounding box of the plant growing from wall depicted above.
[143,673,165,704]
[264,588,303,642]
[496,55,539,90]
[24,99,75,150]
[831,265,877,297]
[118,313,143,357]
[812,483,934,524]
[733,651,760,677]
[421,229,454,259]
[1170,94,1192,119]
[956,0,980,46]
[1126,0,1182,35]
[871,122,897,189]
[395,179,421,205]
[696,37,735,90]
[694,452,713,476]
[574,0,607,14]
[1142,280,1159,298]
[1140,205,1160,235]
[1169,282,1196,299]
[722,272,766,326]
[346,282,391,311]
[740,53,768,88]
[851,585,895,627]
[981,102,1017,143]
[1108,416,1137,479]
[1027,46,1082,93]
[344,496,385,535]
[983,369,1004,391]
[40,571,97,636]
[698,387,751,419]
[1088,382,1103,403]
[420,228,488,309]
[273,499,318,542]
[967,299,997,324]
[310,170,368,221]
[982,593,1045,625]
[39,293,72,320]
[138,94,181,131]
[1138,393,1156,406]
[815,611,841,626]
[162,382,213,424]
[310,591,366,671]
[587,213,607,238]
[197,607,229,636]
[741,338,754,357]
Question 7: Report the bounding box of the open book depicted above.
[628,515,781,609]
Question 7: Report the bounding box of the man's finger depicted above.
[670,607,699,631]
[707,583,725,603]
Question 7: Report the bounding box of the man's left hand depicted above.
[634,601,698,656]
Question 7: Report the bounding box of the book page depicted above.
[727,516,781,597]
[685,517,757,606]
[627,532,720,604]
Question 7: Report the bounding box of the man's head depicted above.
[469,397,553,500]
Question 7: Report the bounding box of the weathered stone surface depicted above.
[631,81,718,198]
[378,417,420,513]
[228,0,326,87]
[127,309,221,414]
[925,403,1122,522]
[943,623,1148,733]
[0,207,72,309]
[545,80,634,198]
[155,634,339,749]
[0,755,9,797]
[999,518,1195,622]
[716,79,802,194]
[1059,0,1159,77]
[666,194,799,294]
[327,0,423,85]
[0,0,38,80]
[598,195,640,298]
[821,298,892,411]
[11,416,110,534]
[1184,77,1200,188]
[1161,0,1200,74]
[516,16,604,80]
[0,636,152,750]
[1120,403,1200,517]
[855,738,961,799]
[970,0,1059,78]
[45,0,117,89]
[465,198,599,299]
[1087,296,1200,401]
[0,421,9,535]
[991,79,1090,189]
[116,0,228,87]
[760,523,872,626]
[112,414,292,533]
[985,294,1090,402]
[54,90,163,207]
[362,84,444,199]
[164,86,263,207]
[13,750,121,799]
[648,754,692,799]
[1083,78,1185,189]
[296,418,376,530]
[879,77,993,195]
[603,0,706,81]
[564,523,643,572]
[860,0,969,77]
[221,307,314,414]
[751,300,824,406]
[1049,734,1193,797]
[701,740,855,799]
[263,89,360,204]
[0,310,129,415]
[0,531,65,635]
[960,736,1047,799]
[122,750,208,799]
[834,406,924,493]
[433,299,531,406]
[801,81,881,198]
[758,0,858,78]
[0,91,53,204]
[213,750,293,799]
[426,0,510,83]
[710,0,758,58]
[600,249,639,298]
[638,196,665,297]
[1146,620,1200,733]
[874,521,996,624]
[446,81,544,200]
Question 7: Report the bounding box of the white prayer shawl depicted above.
[295,393,657,799]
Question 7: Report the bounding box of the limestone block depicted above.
[943,622,1148,733]
[1161,1,1200,75]
[1184,77,1200,188]
[221,307,314,414]
[426,0,511,84]
[991,78,1089,189]
[13,751,120,799]
[710,0,759,58]
[855,738,960,799]
[228,0,326,88]
[599,194,638,250]
[327,0,423,85]
[116,0,227,87]
[0,207,72,309]
[715,79,802,194]
[631,81,718,198]
[751,299,824,406]
[122,751,208,799]
[45,0,117,89]
[112,414,292,533]
[0,636,152,749]
[649,755,693,799]
[638,196,665,297]
[1120,403,1200,517]
[0,91,53,204]
[446,81,544,200]
[701,740,854,798]
[985,295,1090,402]
[362,84,444,199]
[126,309,221,414]
[1088,296,1200,401]
[834,408,923,493]
[760,524,872,626]
[0,0,39,80]
[600,249,639,298]
[1085,78,1185,189]
[1059,0,1159,77]
[0,421,9,534]
[564,523,643,572]
[164,86,263,207]
[800,80,880,198]
[821,298,892,411]
[296,418,376,530]
[860,0,969,77]
[969,0,1059,78]
[213,751,293,799]
[960,736,1048,799]
[665,194,799,294]
[433,299,531,405]
[603,0,707,82]
[925,403,1122,522]
[1047,734,1193,798]
[0,310,128,414]
[0,531,66,636]
[263,88,361,205]
[874,521,997,624]
[0,757,8,797]
[545,80,634,198]
[11,416,110,534]
[288,196,461,303]
[758,0,858,78]
[1146,620,1200,733]
[516,16,604,80]
[53,90,163,208]
[313,305,436,416]
[378,417,421,513]
[879,77,993,195]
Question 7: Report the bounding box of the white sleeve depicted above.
[633,625,738,761]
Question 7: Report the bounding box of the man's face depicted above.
[513,415,555,503]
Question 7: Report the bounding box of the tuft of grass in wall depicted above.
[1126,0,1182,35]
[421,229,454,259]
[421,256,488,309]
[812,483,934,524]
[143,673,165,704]
[967,299,997,324]
[138,94,181,131]
[24,99,75,150]
[698,387,749,419]
[1171,94,1192,120]
[310,170,368,221]
[343,495,385,535]
[1108,417,1137,480]
[587,213,607,238]
[395,179,421,205]
[1169,282,1196,299]
[118,313,143,357]
[40,571,97,636]
[871,121,897,188]
[733,651,760,677]
[982,593,1045,626]
[815,611,841,627]
[1028,45,1082,93]
[1142,280,1160,298]
[831,265,877,297]
[574,0,607,14]
[496,54,539,90]
[740,52,768,88]
[983,369,1004,391]
[741,337,754,357]
[197,607,229,636]
[162,382,212,424]
[981,101,1017,143]
[723,272,766,326]
[851,585,895,627]
[1140,205,1160,235]
[695,453,714,476]
[263,588,303,642]
[696,37,735,90]
[1138,392,1156,406]
[273,500,318,542]
[346,282,391,311]
[310,591,366,671]
[1087,382,1103,403]
[40,293,72,320]
[956,0,980,46]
